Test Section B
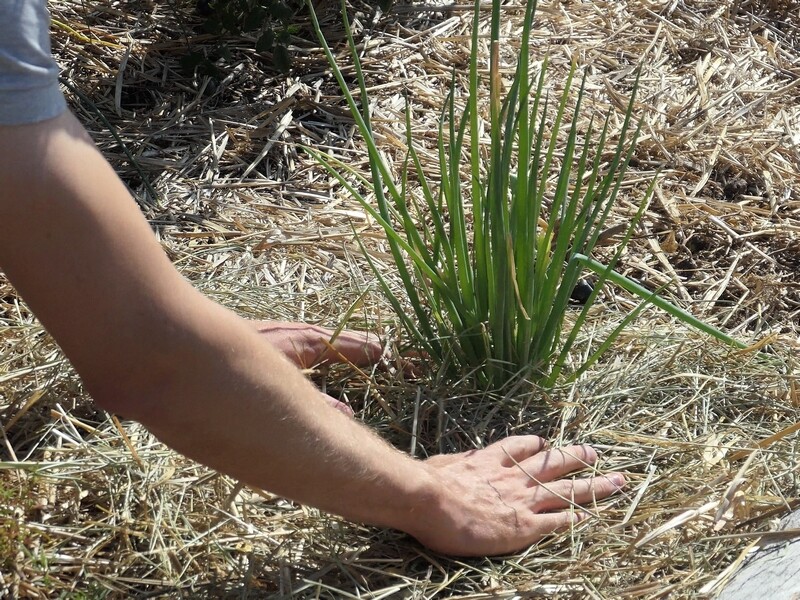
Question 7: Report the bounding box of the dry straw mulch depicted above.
[2,0,800,597]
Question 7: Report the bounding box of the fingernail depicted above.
[609,474,625,487]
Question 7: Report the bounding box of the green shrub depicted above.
[305,0,744,389]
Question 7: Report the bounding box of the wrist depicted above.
[383,460,449,539]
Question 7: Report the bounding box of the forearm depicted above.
[140,296,432,528]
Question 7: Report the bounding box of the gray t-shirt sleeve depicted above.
[0,0,67,125]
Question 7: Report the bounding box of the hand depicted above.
[408,435,624,556]
[252,321,381,416]
[251,321,384,369]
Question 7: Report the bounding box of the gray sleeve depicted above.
[0,0,67,125]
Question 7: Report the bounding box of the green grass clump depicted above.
[305,0,744,389]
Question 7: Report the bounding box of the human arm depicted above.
[0,111,624,556]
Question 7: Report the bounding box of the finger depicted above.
[253,321,384,368]
[320,330,384,367]
[508,510,592,552]
[533,508,591,536]
[253,321,322,368]
[531,473,626,512]
[518,444,598,482]
[331,337,421,377]
[321,393,354,417]
[484,435,547,467]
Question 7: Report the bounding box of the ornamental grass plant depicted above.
[306,0,744,389]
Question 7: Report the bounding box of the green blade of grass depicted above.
[576,254,747,349]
